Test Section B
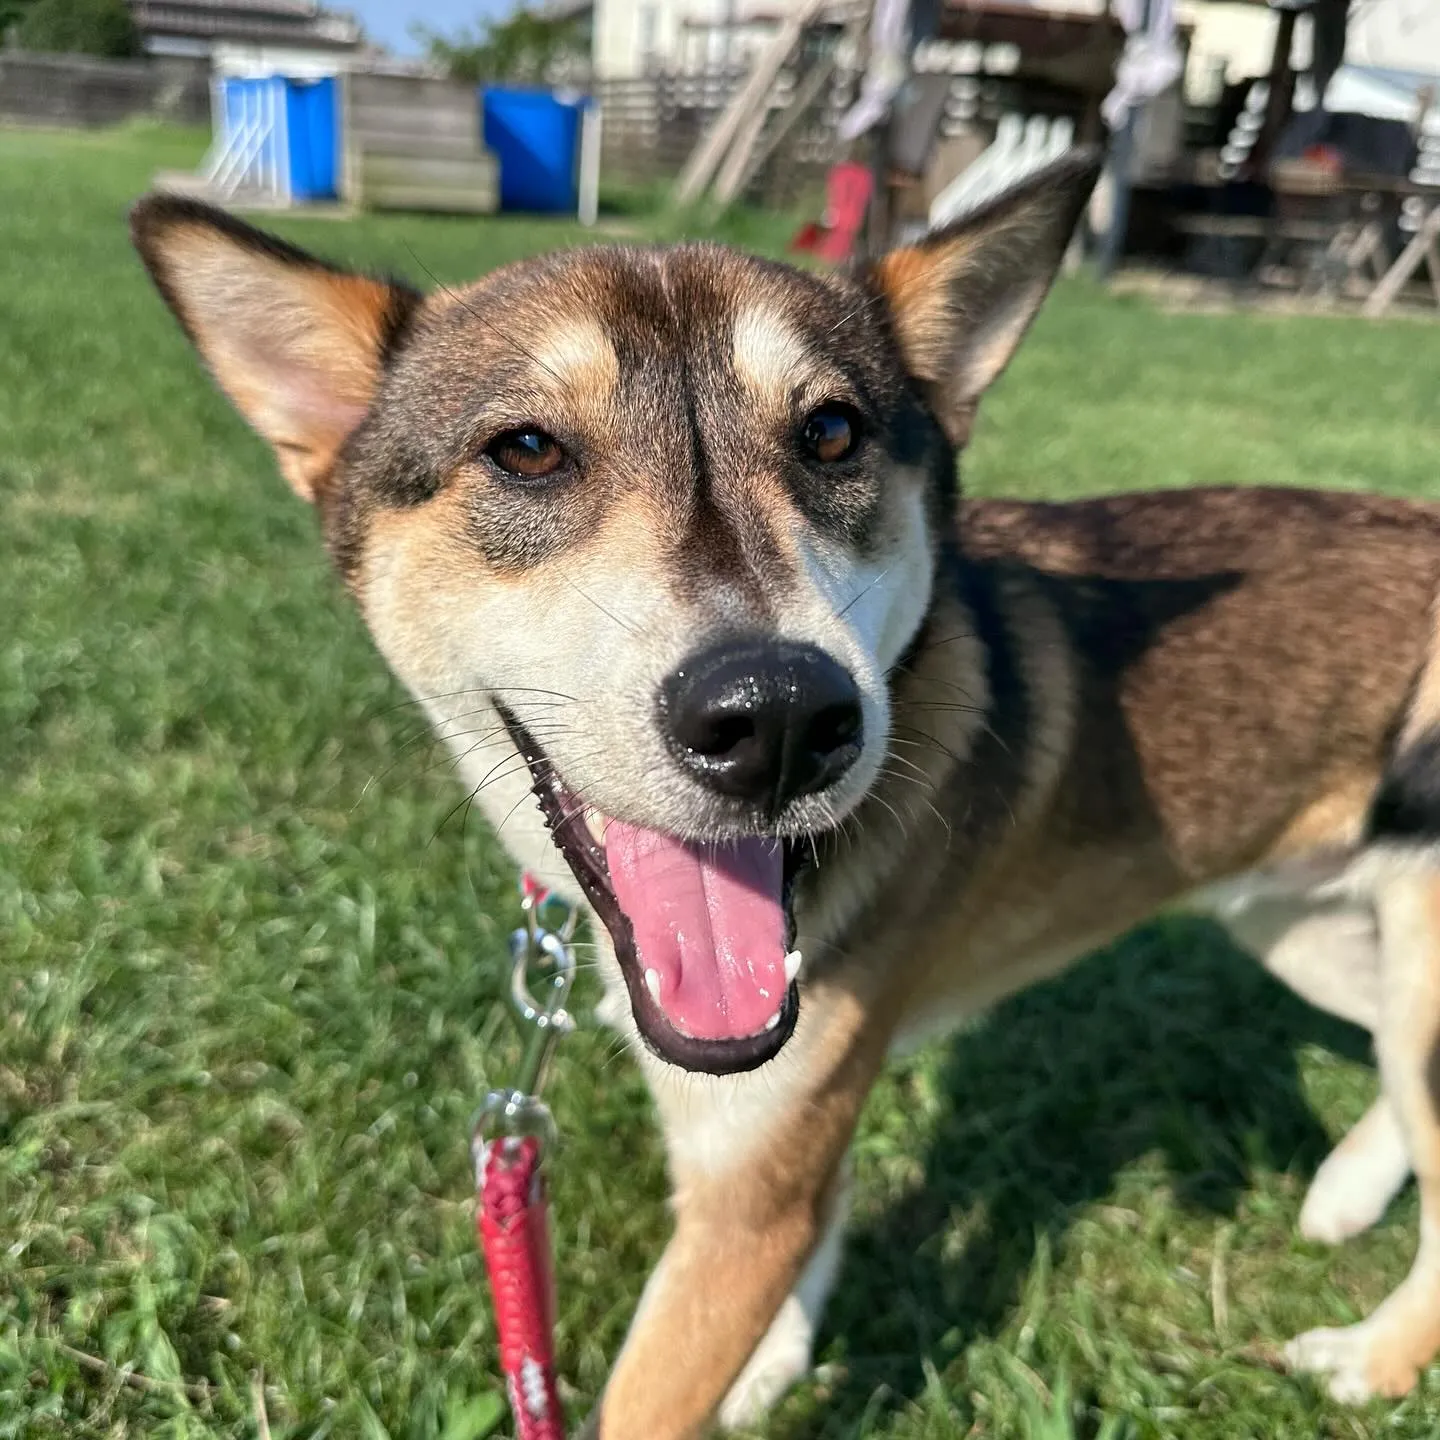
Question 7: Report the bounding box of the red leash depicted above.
[473,876,576,1440]
[477,1134,565,1439]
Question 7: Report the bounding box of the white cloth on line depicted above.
[1102,0,1183,130]
[838,0,912,142]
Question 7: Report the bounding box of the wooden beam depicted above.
[1364,203,1440,316]
[672,0,826,206]
[712,49,839,207]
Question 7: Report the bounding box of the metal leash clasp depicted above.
[472,874,578,1173]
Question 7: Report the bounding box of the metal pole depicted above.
[1097,109,1136,280]
[578,102,601,224]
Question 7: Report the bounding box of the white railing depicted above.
[200,75,289,202]
[927,112,1076,232]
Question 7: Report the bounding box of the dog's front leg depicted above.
[589,986,887,1439]
[1287,870,1440,1400]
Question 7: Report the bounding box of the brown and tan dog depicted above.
[132,153,1440,1435]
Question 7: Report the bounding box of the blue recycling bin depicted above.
[482,86,587,214]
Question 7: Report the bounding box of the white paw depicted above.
[1297,1110,1409,1246]
[717,1295,814,1431]
[1299,1159,1402,1245]
[1285,1323,1378,1404]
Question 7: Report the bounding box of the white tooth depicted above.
[644,968,662,1005]
[764,1009,781,1031]
[585,808,607,844]
[784,949,802,984]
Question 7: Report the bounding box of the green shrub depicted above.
[15,0,140,58]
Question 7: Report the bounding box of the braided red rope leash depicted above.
[477,1134,566,1440]
[473,873,575,1440]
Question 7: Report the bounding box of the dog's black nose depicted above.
[661,639,863,814]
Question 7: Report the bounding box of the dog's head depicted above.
[132,155,1096,1074]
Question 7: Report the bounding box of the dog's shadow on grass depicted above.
[770,916,1373,1438]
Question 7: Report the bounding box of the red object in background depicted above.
[520,870,553,909]
[1302,143,1346,176]
[791,163,875,265]
[478,1135,567,1440]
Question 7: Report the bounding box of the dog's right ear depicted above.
[130,195,421,502]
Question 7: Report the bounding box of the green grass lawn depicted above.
[5,123,1440,1440]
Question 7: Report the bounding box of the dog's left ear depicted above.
[869,149,1100,446]
[130,194,421,502]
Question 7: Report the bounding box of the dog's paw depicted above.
[1286,1325,1380,1403]
[1298,1108,1409,1246]
[717,1295,814,1431]
[1298,1153,1405,1245]
[1285,1321,1421,1404]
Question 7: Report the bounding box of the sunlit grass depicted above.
[3,121,1440,1437]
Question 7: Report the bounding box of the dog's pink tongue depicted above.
[604,823,787,1041]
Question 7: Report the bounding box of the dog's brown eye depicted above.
[801,405,859,463]
[486,428,564,479]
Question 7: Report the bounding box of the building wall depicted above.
[1177,0,1440,104]
[1175,1,1275,96]
[592,0,1440,93]
[592,0,800,79]
[210,41,351,77]
[1346,0,1440,74]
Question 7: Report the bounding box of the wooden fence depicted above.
[593,68,849,203]
[343,71,497,214]
[0,51,835,211]
[0,51,209,129]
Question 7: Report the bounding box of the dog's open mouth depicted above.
[500,709,802,1074]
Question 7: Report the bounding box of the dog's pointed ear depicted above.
[130,195,421,502]
[869,149,1100,447]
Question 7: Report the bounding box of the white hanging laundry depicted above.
[838,0,913,142]
[1102,0,1183,131]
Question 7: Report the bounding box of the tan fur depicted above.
[603,983,895,1436]
[869,179,1084,447]
[130,160,1440,1436]
[871,242,969,379]
[730,304,814,403]
[145,225,402,499]
[527,316,621,420]
[1263,775,1376,867]
[1398,599,1440,749]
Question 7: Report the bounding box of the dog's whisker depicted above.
[889,723,967,766]
[896,703,987,720]
[369,685,590,725]
[487,686,589,705]
[375,710,576,767]
[401,242,572,388]
[882,748,930,781]
[915,628,979,652]
[902,673,985,702]
[361,721,579,805]
[562,577,643,638]
[491,750,611,838]
[833,564,893,622]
